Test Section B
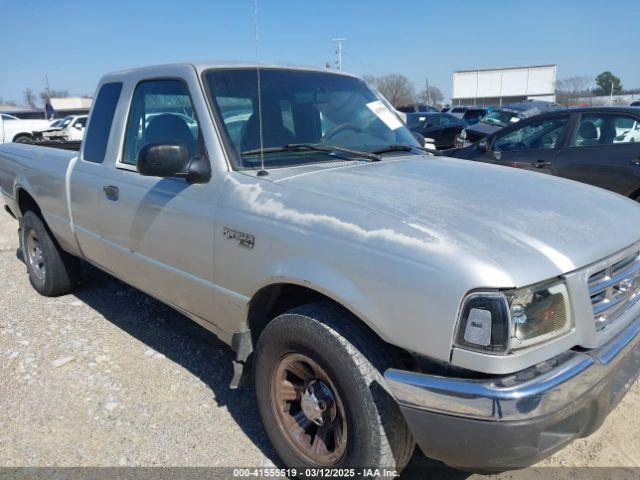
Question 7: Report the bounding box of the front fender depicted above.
[248,256,379,337]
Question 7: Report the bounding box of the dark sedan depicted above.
[446,107,640,200]
[454,101,564,147]
[406,112,466,149]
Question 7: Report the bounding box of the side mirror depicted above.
[477,138,489,153]
[411,131,426,147]
[74,123,84,129]
[137,142,211,183]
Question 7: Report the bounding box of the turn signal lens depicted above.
[455,293,510,354]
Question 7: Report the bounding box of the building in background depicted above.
[0,96,92,119]
[452,65,556,107]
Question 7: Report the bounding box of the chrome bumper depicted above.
[386,315,640,421]
[385,316,640,469]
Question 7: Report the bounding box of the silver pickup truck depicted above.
[1,62,640,474]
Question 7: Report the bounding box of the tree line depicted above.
[363,74,443,108]
[556,71,637,103]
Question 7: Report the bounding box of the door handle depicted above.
[103,185,119,201]
[531,160,551,168]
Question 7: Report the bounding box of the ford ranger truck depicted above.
[1,63,640,474]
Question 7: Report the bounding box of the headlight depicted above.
[455,280,572,354]
[459,129,467,140]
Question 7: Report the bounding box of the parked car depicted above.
[631,101,640,107]
[0,114,53,143]
[32,116,72,139]
[34,115,88,142]
[2,63,640,474]
[447,106,488,125]
[397,104,439,114]
[406,112,466,149]
[446,107,640,199]
[454,100,564,147]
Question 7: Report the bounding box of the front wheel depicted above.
[254,302,414,475]
[13,135,32,144]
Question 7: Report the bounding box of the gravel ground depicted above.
[0,207,639,478]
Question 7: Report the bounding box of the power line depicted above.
[342,51,386,76]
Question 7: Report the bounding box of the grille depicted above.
[588,250,640,331]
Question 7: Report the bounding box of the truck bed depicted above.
[0,143,78,253]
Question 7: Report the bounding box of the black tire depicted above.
[254,302,415,475]
[13,135,32,144]
[20,211,80,296]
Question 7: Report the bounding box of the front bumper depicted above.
[385,315,640,470]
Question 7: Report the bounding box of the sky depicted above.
[1,0,639,105]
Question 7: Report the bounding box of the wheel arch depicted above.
[12,132,33,142]
[245,275,386,350]
[14,185,41,219]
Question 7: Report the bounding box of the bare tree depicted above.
[366,74,415,108]
[555,76,592,103]
[418,86,444,105]
[23,89,37,108]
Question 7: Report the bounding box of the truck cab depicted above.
[2,63,640,475]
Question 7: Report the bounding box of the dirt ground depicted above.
[0,207,639,479]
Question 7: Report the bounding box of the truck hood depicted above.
[273,156,640,287]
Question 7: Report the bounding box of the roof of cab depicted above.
[102,61,361,81]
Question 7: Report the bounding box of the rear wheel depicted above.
[254,302,414,475]
[20,211,80,296]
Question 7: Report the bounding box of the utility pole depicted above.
[44,75,52,119]
[425,78,431,106]
[610,82,614,106]
[332,38,346,70]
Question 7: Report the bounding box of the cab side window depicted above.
[122,79,202,166]
[83,82,122,163]
[570,114,640,147]
[494,117,568,152]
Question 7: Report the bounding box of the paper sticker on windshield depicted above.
[366,100,403,130]
[510,117,520,123]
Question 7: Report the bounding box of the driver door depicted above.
[488,115,570,173]
[98,78,219,323]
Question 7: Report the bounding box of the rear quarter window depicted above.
[83,82,123,163]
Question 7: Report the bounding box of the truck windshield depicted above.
[203,68,419,170]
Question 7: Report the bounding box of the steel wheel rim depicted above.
[25,229,45,281]
[270,353,348,465]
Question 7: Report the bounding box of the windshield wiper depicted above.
[241,143,381,162]
[371,144,432,155]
